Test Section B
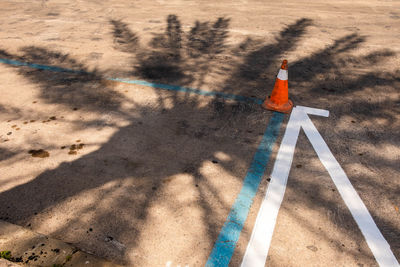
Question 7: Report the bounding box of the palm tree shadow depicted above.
[0,14,399,265]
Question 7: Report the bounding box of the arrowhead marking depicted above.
[241,106,399,267]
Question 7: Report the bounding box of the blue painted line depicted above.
[0,58,86,74]
[205,112,284,267]
[109,78,263,104]
[1,56,285,265]
[0,58,263,105]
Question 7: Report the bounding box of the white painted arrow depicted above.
[241,106,399,267]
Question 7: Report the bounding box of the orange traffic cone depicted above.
[262,59,293,114]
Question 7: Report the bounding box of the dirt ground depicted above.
[0,0,399,266]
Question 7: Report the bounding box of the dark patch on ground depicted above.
[28,149,49,158]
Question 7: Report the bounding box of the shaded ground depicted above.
[0,0,399,266]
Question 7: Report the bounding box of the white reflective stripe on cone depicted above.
[277,69,288,81]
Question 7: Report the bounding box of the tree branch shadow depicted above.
[0,14,398,265]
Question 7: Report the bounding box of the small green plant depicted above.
[65,254,72,261]
[0,250,12,260]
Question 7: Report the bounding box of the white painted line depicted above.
[295,105,329,117]
[241,107,303,267]
[299,110,399,267]
[241,106,399,267]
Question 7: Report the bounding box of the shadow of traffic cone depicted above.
[262,59,293,114]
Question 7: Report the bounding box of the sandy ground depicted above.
[0,0,399,266]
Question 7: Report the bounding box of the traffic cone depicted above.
[262,59,293,114]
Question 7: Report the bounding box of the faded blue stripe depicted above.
[0,58,86,74]
[0,56,284,266]
[109,78,262,104]
[0,58,263,105]
[205,112,284,267]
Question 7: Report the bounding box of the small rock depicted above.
[105,236,114,242]
[306,245,318,252]
[28,149,50,158]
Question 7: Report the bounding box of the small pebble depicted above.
[28,149,49,158]
[307,245,318,252]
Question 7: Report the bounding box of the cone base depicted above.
[261,98,293,114]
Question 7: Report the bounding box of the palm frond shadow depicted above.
[0,14,398,264]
